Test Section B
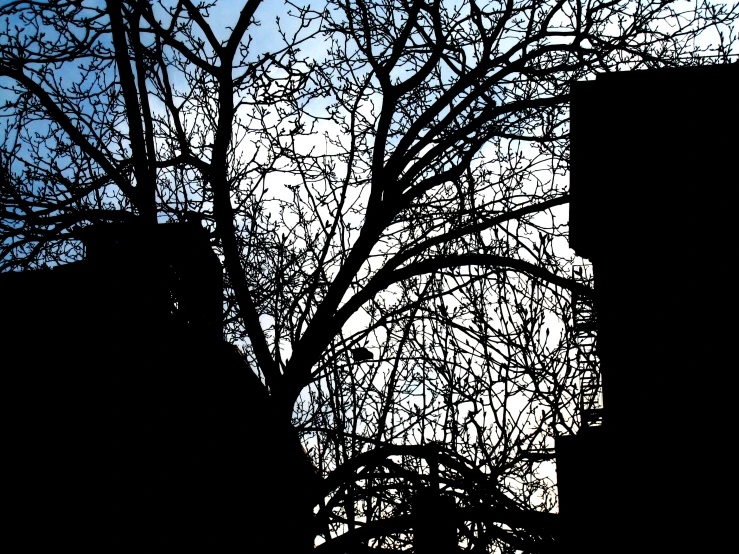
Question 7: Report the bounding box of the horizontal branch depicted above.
[327,252,588,352]
[390,254,587,296]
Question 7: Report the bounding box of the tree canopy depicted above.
[1,1,736,551]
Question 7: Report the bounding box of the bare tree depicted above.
[1,1,736,551]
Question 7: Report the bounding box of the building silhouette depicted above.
[557,63,737,553]
[1,221,318,550]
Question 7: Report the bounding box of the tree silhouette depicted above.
[1,1,736,551]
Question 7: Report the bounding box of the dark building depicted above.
[1,222,317,550]
[557,63,737,553]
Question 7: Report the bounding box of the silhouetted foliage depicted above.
[1,1,736,551]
